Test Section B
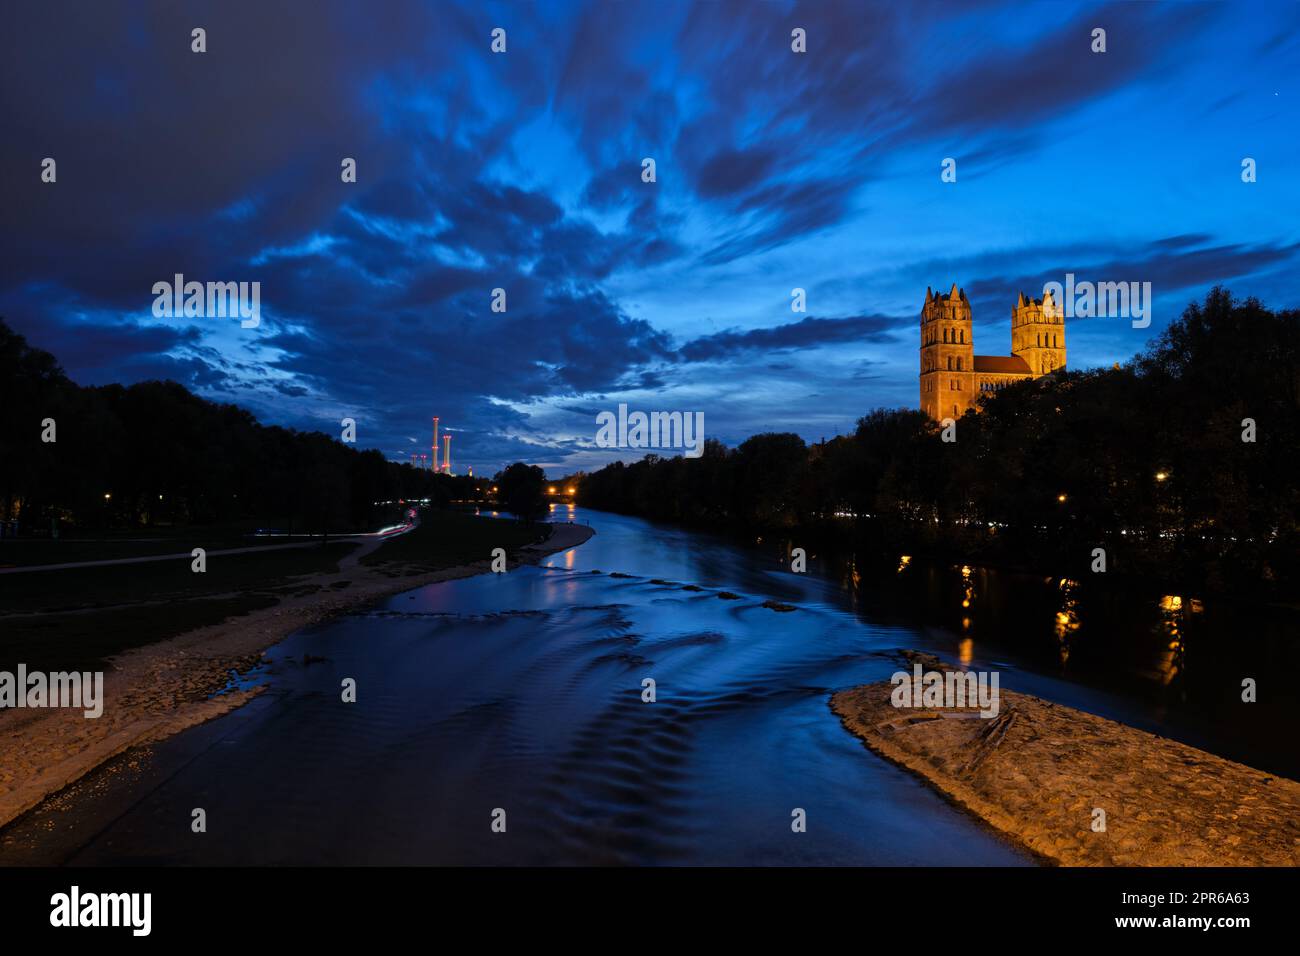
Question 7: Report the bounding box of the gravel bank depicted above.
[832,675,1300,866]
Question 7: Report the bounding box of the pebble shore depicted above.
[832,676,1300,866]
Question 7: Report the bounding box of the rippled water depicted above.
[10,507,1296,865]
[3,510,1049,865]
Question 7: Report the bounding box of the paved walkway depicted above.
[0,521,414,575]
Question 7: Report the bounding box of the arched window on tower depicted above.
[947,357,953,370]
[960,329,965,344]
[943,328,949,343]
[956,357,963,371]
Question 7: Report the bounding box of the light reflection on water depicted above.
[835,538,1298,778]
[2,508,1036,866]
[5,507,1295,866]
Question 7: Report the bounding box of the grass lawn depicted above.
[0,521,284,568]
[363,509,549,571]
[0,510,550,673]
[0,542,358,672]
[0,542,359,614]
[0,595,281,673]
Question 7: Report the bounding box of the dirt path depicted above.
[0,523,593,830]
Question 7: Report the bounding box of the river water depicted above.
[3,507,1292,865]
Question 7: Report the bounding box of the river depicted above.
[2,507,1292,865]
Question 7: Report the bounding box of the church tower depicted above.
[1011,290,1066,376]
[920,283,975,421]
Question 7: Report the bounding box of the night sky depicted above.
[2,1,1297,474]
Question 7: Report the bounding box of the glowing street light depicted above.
[1155,471,1168,482]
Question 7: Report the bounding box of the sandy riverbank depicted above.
[0,522,594,830]
[831,664,1300,866]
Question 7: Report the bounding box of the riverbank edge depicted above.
[0,522,595,831]
[830,675,1300,867]
[570,508,1297,610]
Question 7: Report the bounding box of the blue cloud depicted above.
[1,0,1297,476]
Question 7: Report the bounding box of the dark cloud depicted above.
[271,381,311,399]
[921,3,1206,133]
[960,236,1300,326]
[0,0,1290,475]
[695,147,780,199]
[679,313,908,362]
[700,174,864,265]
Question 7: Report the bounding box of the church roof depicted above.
[925,283,967,303]
[973,355,1032,374]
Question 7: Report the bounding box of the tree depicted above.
[495,462,547,523]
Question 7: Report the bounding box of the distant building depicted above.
[919,283,1066,421]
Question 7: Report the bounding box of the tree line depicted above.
[0,318,481,536]
[574,289,1299,596]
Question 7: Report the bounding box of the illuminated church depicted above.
[919,283,1066,421]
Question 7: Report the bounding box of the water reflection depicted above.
[957,637,973,666]
[959,565,975,633]
[1155,594,1192,692]
[1054,577,1080,666]
[842,550,1300,778]
[3,508,1035,866]
[5,506,1298,868]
